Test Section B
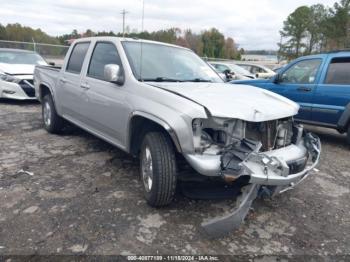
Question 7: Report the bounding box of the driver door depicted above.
[264,59,322,121]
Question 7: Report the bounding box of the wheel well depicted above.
[39,84,51,101]
[129,116,180,156]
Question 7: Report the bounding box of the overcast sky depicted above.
[0,0,337,50]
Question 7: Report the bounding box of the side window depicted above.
[280,59,321,84]
[66,42,90,74]
[238,64,251,72]
[324,57,350,85]
[254,66,265,73]
[251,66,262,74]
[88,42,122,81]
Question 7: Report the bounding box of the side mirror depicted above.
[48,62,55,66]
[104,64,124,85]
[273,73,280,84]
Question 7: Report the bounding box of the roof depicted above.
[72,36,190,51]
[296,50,350,60]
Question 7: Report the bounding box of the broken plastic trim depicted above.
[201,184,260,238]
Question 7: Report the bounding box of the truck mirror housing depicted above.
[273,73,280,83]
[104,64,123,85]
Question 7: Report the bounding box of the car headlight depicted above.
[0,73,20,83]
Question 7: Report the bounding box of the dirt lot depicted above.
[0,100,349,257]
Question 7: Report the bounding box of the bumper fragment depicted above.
[202,184,259,237]
[195,133,321,237]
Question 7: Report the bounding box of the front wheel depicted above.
[347,125,350,145]
[140,132,177,207]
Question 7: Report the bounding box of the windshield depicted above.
[122,41,223,83]
[0,50,47,65]
[227,64,252,75]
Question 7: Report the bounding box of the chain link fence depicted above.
[0,40,69,66]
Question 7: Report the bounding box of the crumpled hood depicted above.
[0,63,35,75]
[149,82,299,122]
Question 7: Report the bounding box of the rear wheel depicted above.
[42,94,65,133]
[140,132,177,207]
[347,125,350,145]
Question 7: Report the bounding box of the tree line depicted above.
[0,23,242,60]
[279,0,350,60]
[58,27,243,60]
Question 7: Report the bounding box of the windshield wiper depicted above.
[183,78,212,82]
[139,77,184,82]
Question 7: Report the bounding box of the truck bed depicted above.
[34,65,61,101]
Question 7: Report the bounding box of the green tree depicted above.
[306,4,328,53]
[280,6,311,58]
[0,23,6,40]
[184,29,203,56]
[201,28,225,58]
[325,0,350,49]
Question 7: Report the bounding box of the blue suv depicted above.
[232,51,350,144]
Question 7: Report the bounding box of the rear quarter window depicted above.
[324,57,350,85]
[66,42,90,74]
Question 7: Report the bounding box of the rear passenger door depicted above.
[312,56,350,127]
[58,42,90,122]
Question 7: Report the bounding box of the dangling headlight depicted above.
[0,72,20,83]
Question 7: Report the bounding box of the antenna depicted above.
[139,0,145,81]
[121,9,129,37]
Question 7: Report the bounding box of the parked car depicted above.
[232,51,350,144]
[210,61,255,80]
[236,62,276,79]
[0,48,47,100]
[34,37,320,236]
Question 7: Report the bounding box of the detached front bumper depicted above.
[186,132,321,237]
[184,132,321,188]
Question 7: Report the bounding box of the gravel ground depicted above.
[0,100,349,258]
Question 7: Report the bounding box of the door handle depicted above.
[80,83,90,90]
[59,78,67,83]
[297,86,312,92]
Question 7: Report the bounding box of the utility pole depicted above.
[121,9,129,37]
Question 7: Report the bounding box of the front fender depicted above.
[128,111,182,152]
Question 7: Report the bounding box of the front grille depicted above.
[19,80,35,97]
[245,121,278,151]
[245,119,293,151]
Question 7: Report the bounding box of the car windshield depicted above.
[0,50,47,65]
[227,64,252,75]
[122,41,223,83]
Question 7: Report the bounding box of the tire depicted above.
[139,132,177,207]
[42,94,65,133]
[347,125,350,145]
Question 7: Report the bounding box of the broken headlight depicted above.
[192,117,245,153]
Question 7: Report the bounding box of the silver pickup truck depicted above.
[34,37,321,236]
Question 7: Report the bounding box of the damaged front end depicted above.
[184,116,321,237]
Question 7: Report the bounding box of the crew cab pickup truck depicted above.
[34,37,321,236]
[232,51,350,144]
